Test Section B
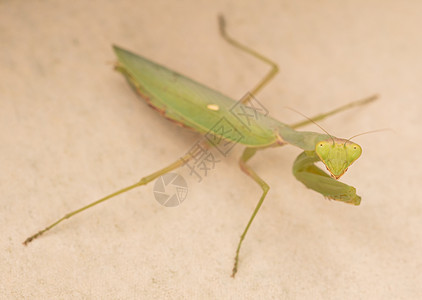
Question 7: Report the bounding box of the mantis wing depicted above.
[114,46,280,147]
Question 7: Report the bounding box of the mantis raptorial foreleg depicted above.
[232,147,271,277]
[23,151,199,245]
[293,151,361,205]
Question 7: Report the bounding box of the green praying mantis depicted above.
[24,16,377,277]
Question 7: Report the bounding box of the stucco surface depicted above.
[1,1,421,298]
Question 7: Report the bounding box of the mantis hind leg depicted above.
[23,151,197,245]
[218,15,279,104]
[232,147,271,277]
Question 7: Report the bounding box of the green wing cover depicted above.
[113,46,280,147]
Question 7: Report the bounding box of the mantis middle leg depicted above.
[232,147,272,277]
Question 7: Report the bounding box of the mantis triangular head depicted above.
[315,138,362,179]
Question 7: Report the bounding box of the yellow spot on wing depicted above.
[207,104,219,111]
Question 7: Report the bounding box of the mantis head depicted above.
[315,139,362,179]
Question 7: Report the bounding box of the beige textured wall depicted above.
[1,1,421,298]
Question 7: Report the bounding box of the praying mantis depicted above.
[23,16,377,277]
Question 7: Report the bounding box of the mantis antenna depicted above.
[284,106,336,144]
[343,128,392,146]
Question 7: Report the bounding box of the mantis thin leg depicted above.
[218,15,279,104]
[23,152,196,245]
[232,147,270,277]
[219,15,378,119]
[290,94,378,129]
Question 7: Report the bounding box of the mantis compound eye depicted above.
[345,143,362,163]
